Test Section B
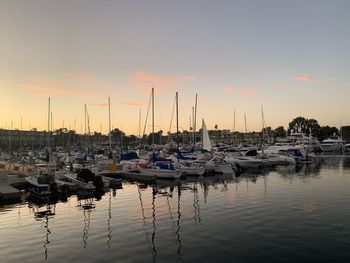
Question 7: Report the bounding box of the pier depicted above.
[0,177,21,200]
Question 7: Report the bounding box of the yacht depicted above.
[321,137,346,152]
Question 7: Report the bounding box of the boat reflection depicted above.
[28,197,56,261]
[77,196,95,249]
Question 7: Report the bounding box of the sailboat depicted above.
[201,119,234,174]
[137,88,183,179]
[170,92,205,176]
[26,97,56,195]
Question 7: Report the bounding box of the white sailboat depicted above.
[202,119,212,152]
[201,119,234,174]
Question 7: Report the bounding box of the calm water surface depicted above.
[1,155,350,263]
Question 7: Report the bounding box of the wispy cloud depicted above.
[24,85,84,97]
[295,75,312,81]
[224,87,234,94]
[88,102,110,107]
[37,78,61,85]
[130,70,195,94]
[65,72,96,82]
[241,87,256,96]
[224,86,257,96]
[277,82,289,89]
[123,101,148,107]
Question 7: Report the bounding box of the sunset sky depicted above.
[1,0,349,135]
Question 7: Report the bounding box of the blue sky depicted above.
[1,0,349,134]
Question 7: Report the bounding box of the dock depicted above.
[0,180,21,200]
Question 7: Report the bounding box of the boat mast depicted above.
[233,109,236,145]
[47,97,50,149]
[108,97,112,152]
[193,94,198,148]
[84,103,87,146]
[176,91,179,151]
[192,106,194,145]
[261,106,265,154]
[152,88,155,156]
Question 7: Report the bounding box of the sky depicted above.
[1,0,349,135]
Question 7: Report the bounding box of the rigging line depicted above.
[167,95,176,143]
[155,94,164,131]
[142,93,152,142]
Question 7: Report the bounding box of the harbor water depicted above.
[1,155,350,263]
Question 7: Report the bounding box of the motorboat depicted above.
[25,174,54,195]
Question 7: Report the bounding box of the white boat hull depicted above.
[139,168,183,179]
[62,173,95,190]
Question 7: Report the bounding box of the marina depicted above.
[1,1,350,262]
[1,154,350,262]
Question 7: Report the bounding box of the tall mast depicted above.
[85,103,88,146]
[193,94,198,148]
[51,112,53,147]
[176,92,179,150]
[244,113,247,143]
[261,105,264,132]
[108,97,112,152]
[192,106,194,145]
[233,109,236,145]
[152,88,155,154]
[47,97,50,149]
[261,106,265,153]
[84,104,87,135]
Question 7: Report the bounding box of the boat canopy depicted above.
[121,152,139,160]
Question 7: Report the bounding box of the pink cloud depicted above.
[129,71,195,94]
[24,85,84,97]
[224,86,234,94]
[38,78,61,85]
[65,72,95,82]
[88,102,110,107]
[224,85,256,96]
[295,75,312,81]
[277,82,289,89]
[240,87,256,96]
[123,101,148,107]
